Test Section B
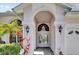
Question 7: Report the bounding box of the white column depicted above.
[54,23,60,55]
[54,21,65,55]
[22,23,36,55]
[61,24,65,55]
[28,23,36,55]
[23,25,26,39]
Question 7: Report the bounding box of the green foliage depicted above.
[0,18,22,37]
[0,43,20,55]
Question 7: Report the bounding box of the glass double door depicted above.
[37,31,49,47]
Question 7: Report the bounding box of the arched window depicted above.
[38,24,49,31]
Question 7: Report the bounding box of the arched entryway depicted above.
[34,11,55,55]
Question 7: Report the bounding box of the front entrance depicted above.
[37,24,49,47]
[34,11,55,54]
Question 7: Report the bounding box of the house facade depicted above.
[11,3,79,55]
[1,3,79,55]
[20,3,67,55]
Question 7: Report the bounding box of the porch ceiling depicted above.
[35,11,53,23]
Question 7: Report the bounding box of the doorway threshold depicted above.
[33,47,54,55]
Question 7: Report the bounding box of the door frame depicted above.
[36,23,50,48]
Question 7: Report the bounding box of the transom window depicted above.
[38,24,49,31]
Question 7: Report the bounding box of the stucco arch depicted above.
[32,6,55,52]
[33,6,55,22]
[33,8,56,29]
[38,23,49,31]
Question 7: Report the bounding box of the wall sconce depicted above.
[26,26,29,34]
[58,25,63,34]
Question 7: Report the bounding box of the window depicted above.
[38,24,49,31]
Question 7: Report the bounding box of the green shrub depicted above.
[0,43,20,55]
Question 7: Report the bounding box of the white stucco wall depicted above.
[23,3,65,55]
[23,5,36,55]
[64,13,79,55]
[50,23,55,53]
[54,5,65,54]
[65,24,79,55]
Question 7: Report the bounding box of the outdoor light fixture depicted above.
[58,25,63,34]
[26,26,29,34]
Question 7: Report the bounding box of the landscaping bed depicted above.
[0,43,20,55]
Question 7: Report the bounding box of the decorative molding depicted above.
[75,31,79,34]
[68,31,73,34]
